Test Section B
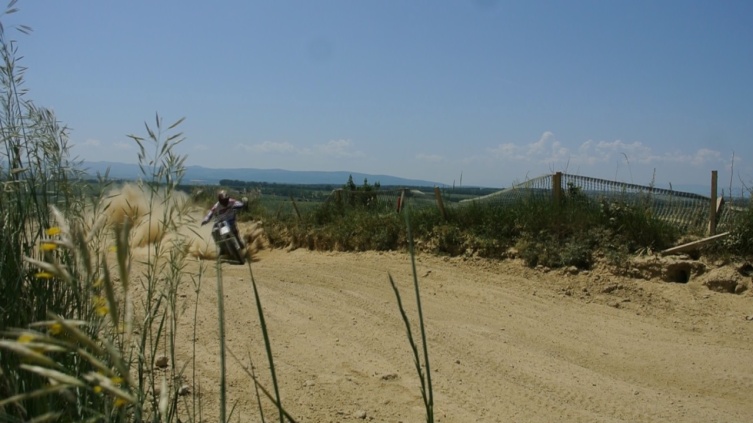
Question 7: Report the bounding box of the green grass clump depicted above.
[511,193,678,269]
[728,205,753,255]
[263,186,405,251]
[0,101,193,420]
[704,202,753,260]
[0,12,101,418]
[273,182,680,270]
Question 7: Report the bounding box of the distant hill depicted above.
[81,161,442,187]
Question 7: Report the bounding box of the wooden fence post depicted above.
[397,188,406,213]
[434,187,447,220]
[289,195,301,221]
[552,172,563,205]
[708,170,718,236]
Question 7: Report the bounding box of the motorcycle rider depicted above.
[201,190,245,248]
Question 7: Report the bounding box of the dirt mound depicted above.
[619,255,707,283]
[694,264,752,295]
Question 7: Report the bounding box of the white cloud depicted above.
[488,132,568,163]
[237,138,364,159]
[528,131,555,155]
[78,139,101,147]
[488,143,520,158]
[577,140,657,164]
[242,140,299,154]
[575,141,606,165]
[485,132,726,170]
[689,148,723,166]
[113,141,133,150]
[416,153,443,163]
[315,139,363,158]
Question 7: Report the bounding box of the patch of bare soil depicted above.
[128,220,753,423]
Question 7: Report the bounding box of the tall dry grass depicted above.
[0,14,303,421]
[0,106,196,421]
[0,8,434,422]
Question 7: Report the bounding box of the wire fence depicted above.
[323,172,740,235]
[325,188,427,212]
[460,173,738,234]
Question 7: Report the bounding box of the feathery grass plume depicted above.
[2,115,192,422]
[0,340,60,369]
[0,7,93,415]
[0,5,205,419]
[19,364,86,388]
[24,411,63,423]
[112,114,193,423]
[82,371,136,404]
[0,384,70,409]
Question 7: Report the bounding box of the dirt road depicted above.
[151,244,753,423]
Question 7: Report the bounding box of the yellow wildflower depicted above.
[35,271,55,279]
[111,376,123,385]
[114,397,127,408]
[93,385,103,394]
[96,306,109,316]
[49,322,63,336]
[46,227,62,236]
[40,242,58,252]
[93,296,109,316]
[17,333,35,344]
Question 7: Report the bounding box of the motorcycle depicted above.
[211,220,245,264]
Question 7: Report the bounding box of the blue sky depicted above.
[5,0,752,190]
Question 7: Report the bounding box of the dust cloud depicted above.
[97,184,265,261]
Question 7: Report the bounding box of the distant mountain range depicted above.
[82,161,443,187]
[80,161,726,196]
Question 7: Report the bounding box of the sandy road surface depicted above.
[148,246,753,423]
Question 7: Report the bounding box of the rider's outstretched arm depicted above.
[201,204,217,225]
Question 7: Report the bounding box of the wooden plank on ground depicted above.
[660,232,730,256]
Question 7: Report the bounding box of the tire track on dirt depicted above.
[215,252,431,421]
[165,249,753,422]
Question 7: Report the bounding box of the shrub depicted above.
[272,182,681,270]
[706,204,753,260]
